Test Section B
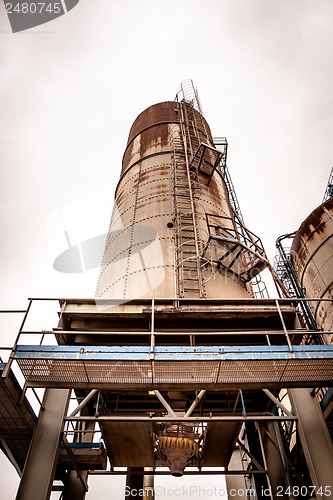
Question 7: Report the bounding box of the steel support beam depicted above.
[184,389,206,417]
[15,388,70,500]
[259,422,291,500]
[90,469,270,476]
[153,390,177,417]
[262,389,294,418]
[288,388,333,497]
[69,389,98,417]
[126,468,144,500]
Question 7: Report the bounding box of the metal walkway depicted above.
[13,344,333,390]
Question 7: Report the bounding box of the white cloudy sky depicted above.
[0,0,333,497]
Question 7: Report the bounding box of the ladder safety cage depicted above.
[172,87,210,298]
[274,233,320,335]
[322,165,333,203]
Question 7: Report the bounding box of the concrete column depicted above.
[288,388,333,497]
[16,388,70,500]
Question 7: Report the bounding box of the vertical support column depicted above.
[125,468,144,500]
[225,446,248,500]
[16,388,70,500]
[288,388,333,496]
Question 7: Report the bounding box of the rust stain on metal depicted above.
[292,198,333,251]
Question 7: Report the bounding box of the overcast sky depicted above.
[1,0,333,498]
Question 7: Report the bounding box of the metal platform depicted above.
[0,362,36,473]
[58,442,107,470]
[13,345,333,390]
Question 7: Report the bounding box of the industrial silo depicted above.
[96,84,268,300]
[291,197,333,344]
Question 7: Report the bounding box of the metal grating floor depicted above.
[13,345,333,389]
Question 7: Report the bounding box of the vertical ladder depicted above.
[172,102,205,298]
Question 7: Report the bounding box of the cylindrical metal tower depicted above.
[291,197,333,343]
[97,87,266,300]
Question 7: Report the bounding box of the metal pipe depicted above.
[255,422,274,500]
[143,468,154,499]
[62,434,89,493]
[64,415,297,422]
[275,233,318,331]
[153,390,177,417]
[89,469,268,476]
[69,389,98,417]
[239,389,246,416]
[235,438,265,473]
[0,310,26,314]
[262,389,294,418]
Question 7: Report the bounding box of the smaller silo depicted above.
[291,197,333,343]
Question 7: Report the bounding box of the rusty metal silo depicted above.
[96,82,268,300]
[291,197,333,343]
[5,83,333,500]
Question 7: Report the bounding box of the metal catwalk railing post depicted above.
[1,299,33,379]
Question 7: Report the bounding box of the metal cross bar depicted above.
[89,469,267,476]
